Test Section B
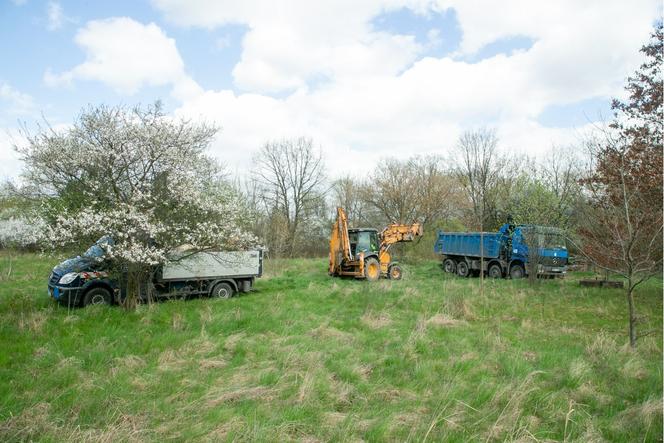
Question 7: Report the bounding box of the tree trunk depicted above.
[627,283,637,348]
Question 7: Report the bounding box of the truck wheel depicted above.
[456,261,469,277]
[510,264,525,279]
[364,258,381,282]
[388,264,402,280]
[488,264,503,279]
[83,287,112,306]
[211,282,234,299]
[443,259,456,274]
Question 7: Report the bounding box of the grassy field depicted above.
[0,253,661,442]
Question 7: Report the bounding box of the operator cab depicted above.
[348,228,379,258]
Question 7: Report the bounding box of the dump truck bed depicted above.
[161,250,263,280]
[434,231,502,259]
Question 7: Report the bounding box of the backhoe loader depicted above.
[328,207,423,281]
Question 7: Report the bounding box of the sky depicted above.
[0,0,661,181]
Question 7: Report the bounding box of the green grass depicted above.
[0,253,661,442]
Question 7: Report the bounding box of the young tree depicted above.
[252,137,326,257]
[579,24,663,347]
[17,102,256,307]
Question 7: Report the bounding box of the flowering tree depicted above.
[17,102,256,306]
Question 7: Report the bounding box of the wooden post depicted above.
[480,217,484,297]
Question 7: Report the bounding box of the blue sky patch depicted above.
[538,96,613,127]
[372,7,461,57]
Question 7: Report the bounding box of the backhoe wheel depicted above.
[443,259,456,274]
[456,261,470,278]
[388,264,402,280]
[364,258,381,282]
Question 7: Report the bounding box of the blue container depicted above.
[434,231,502,259]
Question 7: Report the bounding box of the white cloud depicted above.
[44,17,202,100]
[46,2,66,31]
[148,0,659,178]
[0,129,25,181]
[0,82,35,116]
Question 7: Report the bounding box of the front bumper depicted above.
[537,264,567,275]
[48,284,84,306]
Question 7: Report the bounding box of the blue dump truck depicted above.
[434,223,568,278]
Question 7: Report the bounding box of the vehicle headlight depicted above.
[59,272,79,284]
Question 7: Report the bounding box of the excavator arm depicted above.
[329,207,353,275]
[379,222,423,251]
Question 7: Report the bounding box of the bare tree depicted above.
[331,175,368,226]
[361,155,457,226]
[538,147,583,230]
[253,137,326,257]
[454,128,508,230]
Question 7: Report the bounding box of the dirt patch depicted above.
[199,359,227,370]
[426,313,468,327]
[361,312,392,329]
[158,349,188,372]
[223,332,246,352]
[206,386,275,407]
[18,311,48,333]
[308,324,354,343]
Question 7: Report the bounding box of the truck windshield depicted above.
[541,233,566,249]
[520,228,566,249]
[83,236,113,258]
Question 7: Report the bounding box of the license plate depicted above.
[551,267,561,272]
[53,287,60,299]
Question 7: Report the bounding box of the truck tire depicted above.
[83,287,112,306]
[443,259,456,274]
[211,282,234,299]
[364,257,381,282]
[456,261,469,277]
[510,264,525,279]
[488,264,503,279]
[388,264,402,280]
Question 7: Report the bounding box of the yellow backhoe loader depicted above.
[328,207,423,281]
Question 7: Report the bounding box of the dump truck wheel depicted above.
[83,287,112,306]
[388,264,402,280]
[488,264,503,279]
[212,282,234,299]
[509,264,525,279]
[364,258,381,282]
[456,261,469,277]
[443,259,456,274]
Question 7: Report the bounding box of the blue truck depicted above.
[434,223,568,278]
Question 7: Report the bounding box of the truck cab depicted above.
[510,225,568,276]
[47,236,117,307]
